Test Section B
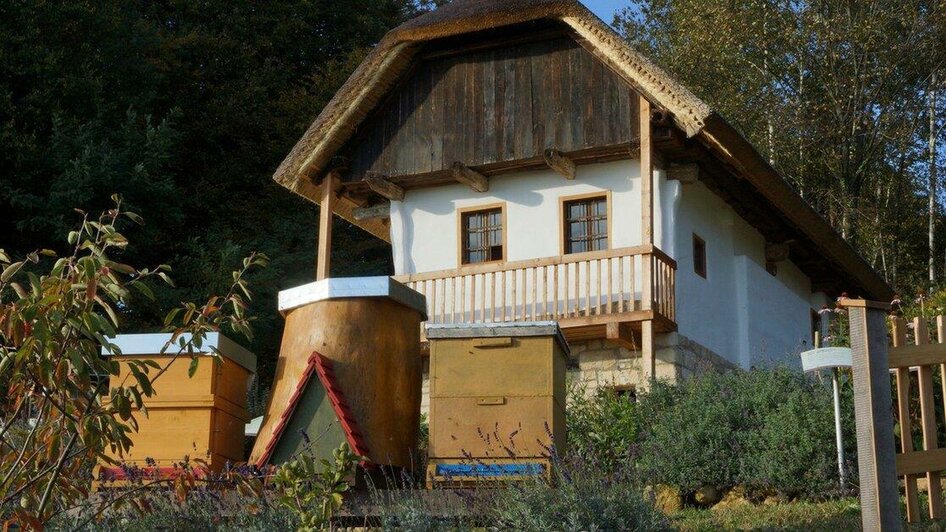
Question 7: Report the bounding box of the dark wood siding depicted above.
[345,36,639,181]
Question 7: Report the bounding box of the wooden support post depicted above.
[639,95,655,382]
[640,96,654,246]
[846,299,901,532]
[543,149,576,180]
[316,171,338,280]
[364,173,405,201]
[451,162,489,192]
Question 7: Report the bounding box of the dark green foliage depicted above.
[566,386,642,471]
[372,458,668,531]
[0,1,428,387]
[637,368,850,499]
[488,463,668,531]
[565,368,855,500]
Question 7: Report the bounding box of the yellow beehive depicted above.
[96,332,256,483]
[426,322,568,487]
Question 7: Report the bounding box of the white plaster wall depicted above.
[673,181,821,368]
[391,160,672,274]
[389,160,823,368]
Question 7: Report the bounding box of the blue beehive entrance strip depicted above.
[435,463,545,477]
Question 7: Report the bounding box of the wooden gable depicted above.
[342,32,640,183]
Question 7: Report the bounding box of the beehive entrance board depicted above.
[425,322,569,487]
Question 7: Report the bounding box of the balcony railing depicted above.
[394,244,676,328]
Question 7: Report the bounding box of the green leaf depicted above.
[1,261,24,282]
[187,356,200,378]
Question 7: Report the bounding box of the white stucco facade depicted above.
[388,159,827,369]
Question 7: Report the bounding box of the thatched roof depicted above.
[273,0,710,192]
[273,0,893,301]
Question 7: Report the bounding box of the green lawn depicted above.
[672,498,946,531]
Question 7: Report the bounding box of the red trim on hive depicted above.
[254,351,371,468]
[254,351,321,468]
[312,353,371,459]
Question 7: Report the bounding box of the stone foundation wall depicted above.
[569,332,735,397]
[419,332,735,413]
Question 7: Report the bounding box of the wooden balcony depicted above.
[394,244,677,349]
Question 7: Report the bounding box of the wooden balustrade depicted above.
[394,245,676,327]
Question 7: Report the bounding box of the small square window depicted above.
[461,207,503,264]
[693,234,706,278]
[563,196,608,254]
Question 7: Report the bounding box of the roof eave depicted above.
[698,113,894,302]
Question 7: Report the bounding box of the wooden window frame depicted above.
[693,233,707,278]
[559,191,612,256]
[457,203,507,266]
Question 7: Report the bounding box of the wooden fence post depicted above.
[845,299,901,531]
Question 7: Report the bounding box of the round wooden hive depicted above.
[251,277,426,469]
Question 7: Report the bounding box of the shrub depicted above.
[0,197,267,526]
[744,386,842,498]
[636,367,851,499]
[51,484,298,531]
[636,375,742,493]
[566,385,642,471]
[487,459,668,531]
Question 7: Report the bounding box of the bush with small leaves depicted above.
[270,442,359,531]
[487,459,668,531]
[0,196,267,526]
[566,385,642,472]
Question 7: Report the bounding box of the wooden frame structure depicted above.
[846,299,946,529]
[890,314,946,523]
[456,202,508,266]
[394,244,676,350]
[558,190,613,256]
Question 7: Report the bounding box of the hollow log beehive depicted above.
[425,321,568,487]
[249,277,426,470]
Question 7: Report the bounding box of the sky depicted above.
[579,0,626,24]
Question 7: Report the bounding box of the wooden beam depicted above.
[352,203,390,221]
[640,97,654,246]
[543,149,576,180]
[451,162,489,192]
[765,242,791,263]
[316,171,338,280]
[667,163,699,184]
[846,300,901,531]
[364,173,405,201]
[344,142,637,200]
[606,322,636,350]
[639,94,655,383]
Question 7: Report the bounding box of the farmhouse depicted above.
[273,0,892,399]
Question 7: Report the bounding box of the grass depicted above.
[672,497,946,531]
[672,498,861,531]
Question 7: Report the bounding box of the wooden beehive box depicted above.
[96,332,256,483]
[425,322,568,487]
